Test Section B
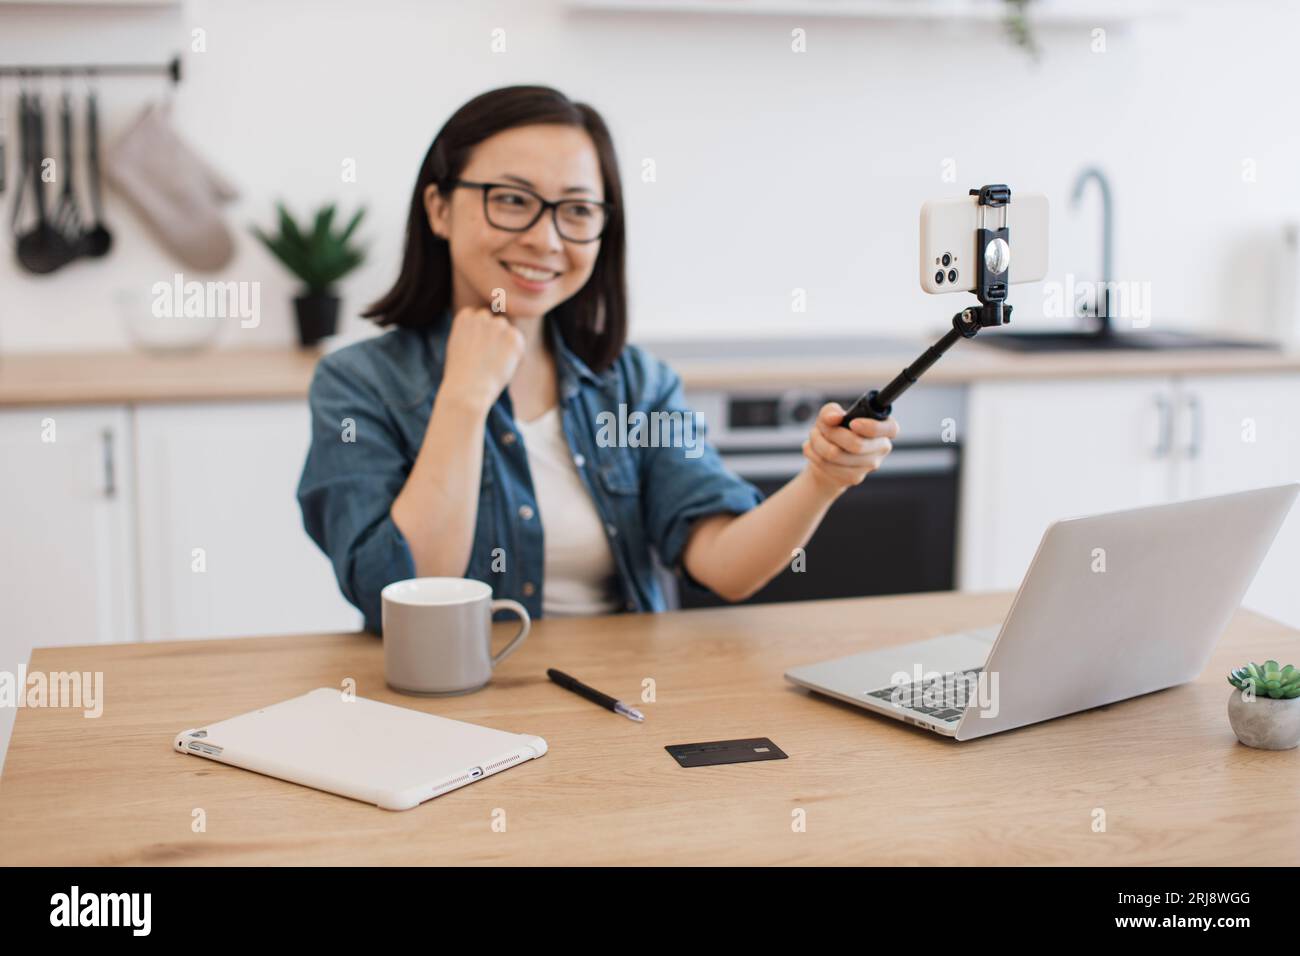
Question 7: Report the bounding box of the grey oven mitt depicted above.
[103,102,239,271]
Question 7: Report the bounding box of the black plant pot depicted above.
[293,291,340,347]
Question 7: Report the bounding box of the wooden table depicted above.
[1,591,1297,866]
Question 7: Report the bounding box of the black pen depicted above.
[547,669,645,722]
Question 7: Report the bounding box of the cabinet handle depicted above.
[1153,394,1172,458]
[1185,393,1202,460]
[101,428,116,498]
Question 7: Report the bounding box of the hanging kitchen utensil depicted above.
[51,89,85,254]
[81,85,112,257]
[10,90,30,238]
[14,88,78,274]
[10,89,42,244]
[0,78,8,196]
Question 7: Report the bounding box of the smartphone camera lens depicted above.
[941,253,952,267]
[935,270,945,285]
[948,269,958,284]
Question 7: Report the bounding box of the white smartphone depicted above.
[919,191,1049,294]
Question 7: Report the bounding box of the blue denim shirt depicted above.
[297,313,763,633]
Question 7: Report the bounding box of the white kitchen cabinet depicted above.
[959,377,1173,591]
[133,401,361,641]
[0,406,136,652]
[960,373,1300,628]
[0,406,136,768]
[1175,374,1300,498]
[1174,374,1300,627]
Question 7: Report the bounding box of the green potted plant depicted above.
[1227,661,1300,750]
[253,203,366,347]
[1003,0,1039,59]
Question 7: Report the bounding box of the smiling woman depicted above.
[295,85,898,634]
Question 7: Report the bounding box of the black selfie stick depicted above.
[842,183,1016,426]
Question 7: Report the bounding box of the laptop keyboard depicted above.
[865,668,983,722]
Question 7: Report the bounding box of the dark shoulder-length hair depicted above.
[363,85,627,372]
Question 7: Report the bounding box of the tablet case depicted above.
[174,687,547,810]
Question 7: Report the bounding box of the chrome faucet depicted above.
[1070,167,1113,330]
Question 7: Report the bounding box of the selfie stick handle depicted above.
[841,184,1015,428]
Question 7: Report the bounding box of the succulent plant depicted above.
[252,202,366,295]
[1002,0,1040,60]
[1228,661,1300,700]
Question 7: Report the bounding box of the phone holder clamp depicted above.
[840,184,1015,426]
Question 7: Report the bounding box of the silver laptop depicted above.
[785,483,1299,741]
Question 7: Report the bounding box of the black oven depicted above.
[666,383,965,609]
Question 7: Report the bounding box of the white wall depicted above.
[1,0,1298,353]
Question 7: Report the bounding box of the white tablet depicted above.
[173,687,548,810]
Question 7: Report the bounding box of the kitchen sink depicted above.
[974,329,1280,352]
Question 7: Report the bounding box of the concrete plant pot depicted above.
[1227,688,1300,750]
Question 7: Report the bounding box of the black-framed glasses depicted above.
[451,180,610,243]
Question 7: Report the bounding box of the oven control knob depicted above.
[777,390,821,427]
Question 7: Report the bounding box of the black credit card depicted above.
[665,737,788,768]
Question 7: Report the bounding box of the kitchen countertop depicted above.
[659,336,1300,390]
[0,347,324,407]
[2,337,1300,407]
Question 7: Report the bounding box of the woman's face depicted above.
[426,124,605,323]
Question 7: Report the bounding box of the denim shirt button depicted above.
[518,504,534,520]
[523,581,536,597]
[501,431,517,446]
[573,453,585,468]
[605,523,618,537]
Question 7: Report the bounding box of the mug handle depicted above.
[489,599,531,667]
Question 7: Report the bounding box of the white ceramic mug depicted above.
[381,578,530,696]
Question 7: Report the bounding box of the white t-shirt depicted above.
[514,406,622,617]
